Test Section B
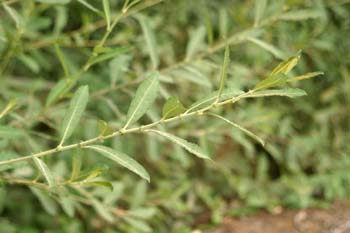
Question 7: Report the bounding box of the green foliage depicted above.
[0,0,349,232]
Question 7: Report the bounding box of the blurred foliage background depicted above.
[0,0,349,232]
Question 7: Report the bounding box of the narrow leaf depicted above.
[124,72,159,129]
[33,157,56,187]
[0,126,23,139]
[86,46,130,69]
[60,85,89,146]
[102,0,111,31]
[54,44,70,79]
[245,88,307,98]
[85,145,150,182]
[97,120,114,136]
[70,153,82,181]
[287,71,324,82]
[91,198,114,223]
[45,79,72,106]
[136,15,159,69]
[60,195,75,217]
[162,96,186,119]
[216,42,230,101]
[254,73,288,91]
[85,181,113,191]
[279,9,322,21]
[146,130,211,160]
[30,187,58,215]
[207,113,265,146]
[3,3,22,29]
[270,52,301,76]
[247,37,286,60]
[77,0,101,13]
[0,98,17,119]
[185,26,206,60]
[254,0,267,26]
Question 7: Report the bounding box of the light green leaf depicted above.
[33,157,56,187]
[217,42,230,101]
[102,0,111,31]
[77,0,101,13]
[35,0,71,4]
[254,73,288,91]
[188,88,244,112]
[136,15,159,69]
[279,9,322,21]
[85,181,113,191]
[85,145,150,182]
[270,52,301,76]
[70,153,82,181]
[185,26,206,60]
[207,113,265,146]
[91,198,114,223]
[0,98,17,119]
[254,0,267,26]
[245,88,307,98]
[86,46,130,69]
[45,79,72,106]
[146,130,211,160]
[0,126,23,139]
[60,85,89,146]
[18,54,40,73]
[123,217,152,232]
[3,3,22,29]
[97,120,114,136]
[124,72,159,129]
[287,71,324,82]
[30,187,58,215]
[247,37,286,60]
[60,195,75,217]
[54,44,70,79]
[162,96,186,119]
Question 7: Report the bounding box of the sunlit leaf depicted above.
[254,73,288,91]
[33,157,56,187]
[245,88,307,98]
[97,120,114,136]
[287,71,324,82]
[102,0,111,31]
[270,52,301,76]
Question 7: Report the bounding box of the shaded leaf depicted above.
[102,0,111,31]
[86,47,130,69]
[185,26,206,60]
[247,37,286,60]
[162,96,186,119]
[147,130,211,160]
[91,198,114,223]
[60,195,75,217]
[0,126,23,139]
[217,42,230,101]
[30,187,58,215]
[85,181,113,191]
[85,145,150,182]
[254,0,267,26]
[0,98,17,119]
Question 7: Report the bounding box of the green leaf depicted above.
[185,26,206,60]
[91,198,114,223]
[60,195,75,217]
[279,9,322,21]
[207,113,265,146]
[33,157,56,187]
[35,0,71,4]
[0,98,17,119]
[124,72,159,128]
[254,0,267,26]
[85,181,113,191]
[188,88,244,112]
[136,15,159,69]
[245,88,307,98]
[270,52,301,76]
[287,72,324,82]
[247,37,286,60]
[86,46,130,69]
[254,73,288,91]
[85,145,150,182]
[162,96,186,119]
[102,0,111,31]
[45,79,72,106]
[217,42,230,101]
[97,120,114,136]
[54,44,70,79]
[146,130,211,160]
[0,126,23,139]
[77,0,101,13]
[59,85,89,146]
[30,187,58,215]
[123,217,152,233]
[3,3,22,29]
[70,153,82,181]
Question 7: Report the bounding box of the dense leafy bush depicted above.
[0,0,349,232]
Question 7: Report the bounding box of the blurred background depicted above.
[0,0,349,232]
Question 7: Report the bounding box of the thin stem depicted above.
[0,91,252,167]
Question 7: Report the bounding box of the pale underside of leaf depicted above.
[33,157,55,187]
[146,129,211,160]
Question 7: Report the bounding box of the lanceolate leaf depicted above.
[254,73,288,91]
[287,71,324,82]
[124,72,159,129]
[245,88,307,98]
[188,88,244,112]
[30,187,58,216]
[247,37,286,60]
[102,0,111,31]
[86,46,130,69]
[270,52,301,76]
[207,113,265,146]
[136,15,159,69]
[146,130,211,160]
[33,157,56,187]
[0,126,23,139]
[162,96,186,119]
[59,85,89,146]
[217,42,230,101]
[85,145,150,182]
